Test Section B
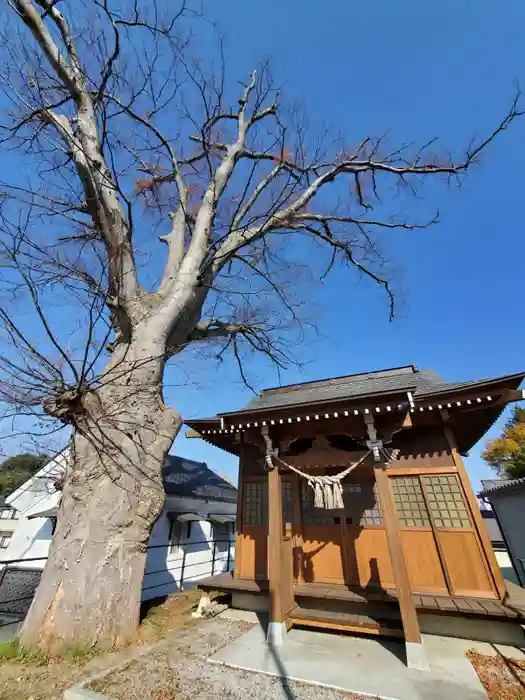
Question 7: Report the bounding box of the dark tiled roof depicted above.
[219,366,524,416]
[479,477,525,497]
[162,456,237,503]
[236,366,445,413]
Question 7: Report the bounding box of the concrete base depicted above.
[232,591,269,613]
[211,625,491,700]
[406,641,430,671]
[231,593,525,646]
[267,620,287,647]
[419,613,525,646]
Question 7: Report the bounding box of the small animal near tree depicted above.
[483,406,525,479]
[0,0,521,651]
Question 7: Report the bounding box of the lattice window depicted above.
[282,481,293,526]
[301,483,340,525]
[422,475,470,528]
[244,480,294,527]
[343,483,383,525]
[244,482,267,526]
[391,476,430,527]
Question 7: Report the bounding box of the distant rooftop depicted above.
[479,477,525,498]
[162,456,237,503]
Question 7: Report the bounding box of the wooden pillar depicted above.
[374,462,429,670]
[233,441,246,580]
[267,463,286,645]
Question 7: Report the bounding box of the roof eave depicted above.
[215,387,417,419]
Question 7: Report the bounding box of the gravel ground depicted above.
[90,617,367,700]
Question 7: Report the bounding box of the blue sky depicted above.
[1,1,524,493]
[171,0,525,489]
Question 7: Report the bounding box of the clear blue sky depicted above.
[171,0,525,489]
[2,1,524,494]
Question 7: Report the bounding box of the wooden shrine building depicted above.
[188,365,525,669]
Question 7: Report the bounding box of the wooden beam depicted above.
[374,464,422,645]
[234,440,247,579]
[441,416,507,600]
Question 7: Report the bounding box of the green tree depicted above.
[482,406,525,478]
[0,453,48,496]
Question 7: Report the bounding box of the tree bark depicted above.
[19,337,181,650]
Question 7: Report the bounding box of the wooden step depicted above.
[288,606,404,638]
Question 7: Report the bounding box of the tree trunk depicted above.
[19,338,181,651]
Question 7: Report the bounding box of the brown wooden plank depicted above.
[290,607,403,636]
[453,597,474,614]
[464,599,488,615]
[492,601,517,618]
[476,600,508,617]
[419,595,439,610]
[434,596,461,612]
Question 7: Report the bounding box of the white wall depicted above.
[1,514,56,569]
[142,511,236,600]
[1,491,236,600]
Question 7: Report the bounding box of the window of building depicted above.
[168,520,190,554]
[391,476,430,527]
[243,480,292,527]
[212,522,231,542]
[421,475,470,528]
[282,481,293,526]
[244,482,268,526]
[301,483,340,526]
[390,474,471,529]
[343,483,383,525]
[0,531,11,548]
[0,509,16,520]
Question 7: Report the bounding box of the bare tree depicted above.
[0,0,520,650]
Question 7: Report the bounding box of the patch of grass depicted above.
[0,639,22,661]
[0,638,51,666]
[0,591,205,700]
[0,638,98,667]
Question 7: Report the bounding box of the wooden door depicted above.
[300,483,345,583]
[344,526,395,588]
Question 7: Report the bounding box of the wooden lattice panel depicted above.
[391,476,430,527]
[343,483,383,525]
[422,475,471,528]
[243,482,267,526]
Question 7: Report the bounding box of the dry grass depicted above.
[0,588,203,700]
[468,650,525,700]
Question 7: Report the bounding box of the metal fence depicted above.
[0,537,235,619]
[142,536,235,595]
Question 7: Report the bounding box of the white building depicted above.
[0,451,237,618]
